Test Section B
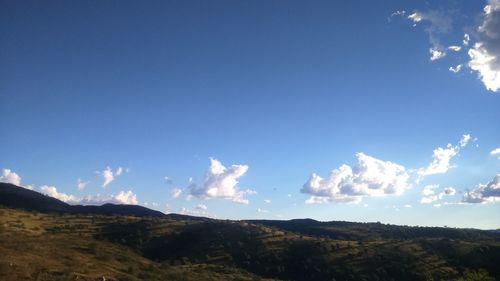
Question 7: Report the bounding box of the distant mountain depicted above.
[0,182,164,217]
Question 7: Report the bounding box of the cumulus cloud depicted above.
[301,153,410,204]
[78,190,139,205]
[77,178,89,190]
[448,45,462,52]
[257,208,269,213]
[463,174,500,203]
[468,0,500,92]
[264,199,271,204]
[417,134,472,179]
[40,185,79,204]
[188,158,254,204]
[0,169,21,186]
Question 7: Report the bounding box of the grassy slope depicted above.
[1,207,499,281]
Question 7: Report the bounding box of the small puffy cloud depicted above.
[194,204,206,210]
[408,12,423,23]
[448,45,462,52]
[171,187,183,198]
[0,169,21,186]
[40,185,79,204]
[100,167,114,187]
[97,166,126,188]
[418,134,472,180]
[463,174,500,203]
[490,148,500,158]
[421,185,456,204]
[404,204,412,208]
[257,208,269,213]
[459,134,472,147]
[463,33,470,46]
[188,158,253,204]
[467,0,500,92]
[115,167,124,176]
[301,153,410,204]
[421,184,439,204]
[112,190,138,205]
[449,64,463,73]
[264,199,271,204]
[441,186,456,197]
[77,178,89,190]
[430,48,446,61]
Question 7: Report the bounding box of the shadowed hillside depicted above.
[1,183,499,281]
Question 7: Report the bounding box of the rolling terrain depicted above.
[0,183,499,281]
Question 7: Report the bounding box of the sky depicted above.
[1,0,499,229]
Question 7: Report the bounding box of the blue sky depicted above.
[1,0,499,229]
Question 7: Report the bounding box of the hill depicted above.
[1,182,499,281]
[0,183,163,216]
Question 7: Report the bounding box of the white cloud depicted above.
[116,167,124,176]
[448,45,462,52]
[188,158,254,204]
[112,190,138,205]
[421,185,456,204]
[0,169,21,186]
[195,204,207,210]
[301,153,410,204]
[388,10,407,21]
[100,167,114,187]
[490,148,500,158]
[408,12,423,23]
[459,134,472,147]
[467,0,500,92]
[463,174,500,203]
[449,64,463,73]
[418,144,458,177]
[404,204,412,208]
[417,134,472,179]
[264,199,271,204]
[171,188,183,198]
[79,190,139,205]
[97,166,126,188]
[421,184,439,204]
[430,48,446,61]
[463,33,470,46]
[40,185,79,204]
[257,208,269,213]
[77,178,89,190]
